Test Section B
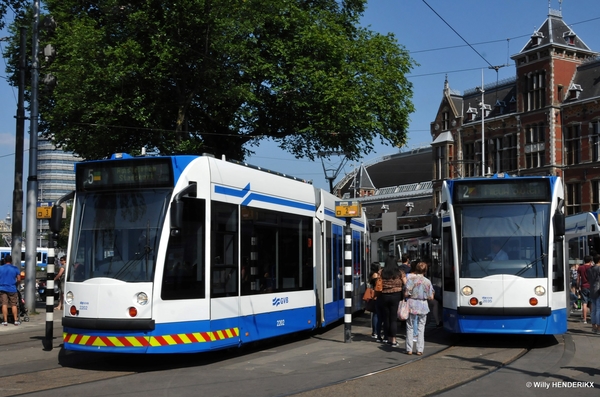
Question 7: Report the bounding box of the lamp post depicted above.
[479,69,486,176]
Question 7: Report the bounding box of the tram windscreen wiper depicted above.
[113,248,153,281]
[515,253,546,277]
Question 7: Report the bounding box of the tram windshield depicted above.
[68,189,171,282]
[455,203,549,278]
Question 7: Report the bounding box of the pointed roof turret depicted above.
[518,9,593,55]
[357,164,375,190]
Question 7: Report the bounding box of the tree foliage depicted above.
[10,0,416,162]
[0,1,27,30]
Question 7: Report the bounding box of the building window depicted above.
[592,181,600,212]
[504,133,518,171]
[464,143,475,177]
[435,146,445,180]
[591,121,600,162]
[566,183,581,215]
[565,124,581,165]
[490,137,503,174]
[442,111,450,130]
[525,71,546,111]
[525,124,545,169]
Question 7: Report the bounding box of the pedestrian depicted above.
[589,259,600,333]
[577,255,593,324]
[54,256,66,310]
[379,256,406,347]
[368,262,382,339]
[398,255,411,275]
[404,261,434,356]
[405,260,419,343]
[0,255,22,326]
[570,262,580,311]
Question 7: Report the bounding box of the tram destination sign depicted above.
[335,200,362,218]
[76,158,174,191]
[453,179,550,204]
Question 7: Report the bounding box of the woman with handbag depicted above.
[379,256,406,347]
[404,261,434,356]
[366,262,382,338]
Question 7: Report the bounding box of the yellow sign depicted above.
[37,206,52,219]
[335,201,362,218]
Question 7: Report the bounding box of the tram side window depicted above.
[442,228,455,292]
[552,240,565,292]
[241,206,313,295]
[161,198,206,300]
[211,202,239,298]
[326,221,332,288]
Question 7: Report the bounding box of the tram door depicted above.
[323,221,344,325]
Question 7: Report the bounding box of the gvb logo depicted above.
[272,297,289,307]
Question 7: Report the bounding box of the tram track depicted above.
[286,333,546,397]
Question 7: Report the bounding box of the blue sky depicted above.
[0,0,599,227]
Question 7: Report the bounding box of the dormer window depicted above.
[569,83,582,100]
[531,31,544,46]
[495,100,506,114]
[466,106,477,121]
[482,103,492,118]
[563,30,576,46]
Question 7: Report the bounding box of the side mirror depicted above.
[50,205,63,233]
[170,183,197,235]
[554,210,565,238]
[170,200,184,230]
[430,202,447,242]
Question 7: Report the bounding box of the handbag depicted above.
[362,287,375,302]
[365,299,377,313]
[374,276,383,292]
[398,299,409,321]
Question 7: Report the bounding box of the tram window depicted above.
[162,198,206,300]
[326,222,332,288]
[552,240,565,292]
[442,228,455,291]
[241,206,313,294]
[211,202,238,298]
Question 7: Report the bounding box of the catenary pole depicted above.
[11,28,25,267]
[25,0,40,315]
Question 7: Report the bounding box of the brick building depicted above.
[431,8,600,215]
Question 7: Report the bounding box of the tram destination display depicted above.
[76,158,173,191]
[453,178,550,204]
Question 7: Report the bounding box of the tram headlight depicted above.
[461,286,473,296]
[65,291,74,305]
[534,286,546,296]
[136,292,149,305]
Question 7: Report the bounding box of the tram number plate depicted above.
[482,296,492,304]
[277,319,285,327]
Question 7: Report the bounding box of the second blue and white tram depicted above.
[51,153,368,353]
[565,212,600,264]
[431,174,568,334]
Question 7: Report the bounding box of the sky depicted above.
[0,0,599,228]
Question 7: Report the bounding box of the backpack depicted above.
[587,265,600,298]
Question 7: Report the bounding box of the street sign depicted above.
[335,200,362,218]
[36,206,52,219]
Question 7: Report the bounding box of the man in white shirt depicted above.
[488,240,508,261]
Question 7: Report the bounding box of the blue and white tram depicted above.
[0,247,48,271]
[52,153,368,353]
[431,174,568,334]
[565,212,600,264]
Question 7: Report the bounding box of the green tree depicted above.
[0,1,27,29]
[15,0,416,162]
